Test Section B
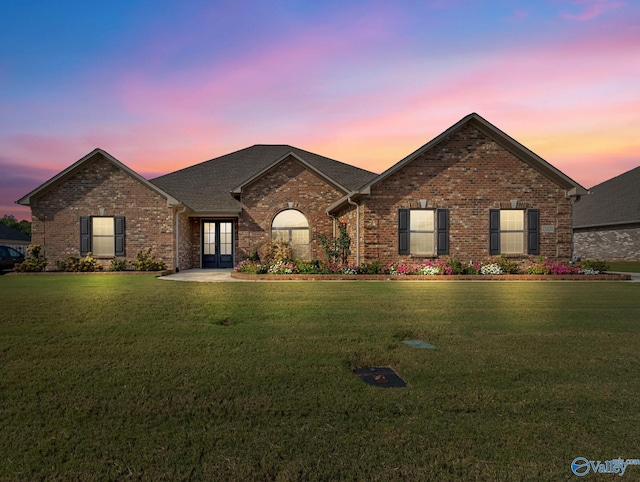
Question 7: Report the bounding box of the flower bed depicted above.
[233,258,629,281]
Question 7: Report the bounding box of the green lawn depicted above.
[1,275,639,480]
[606,260,640,272]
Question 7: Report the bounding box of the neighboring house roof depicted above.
[0,224,30,243]
[328,113,589,214]
[150,145,377,214]
[16,148,181,207]
[573,165,640,229]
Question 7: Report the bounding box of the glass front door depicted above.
[202,221,234,268]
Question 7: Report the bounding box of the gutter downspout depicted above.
[347,196,360,266]
[174,205,187,272]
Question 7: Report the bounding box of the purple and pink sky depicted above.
[2,0,639,220]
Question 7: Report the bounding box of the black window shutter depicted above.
[80,217,91,256]
[114,217,126,257]
[436,208,449,255]
[527,209,539,255]
[398,209,409,255]
[489,209,500,255]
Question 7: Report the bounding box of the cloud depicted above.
[560,0,624,21]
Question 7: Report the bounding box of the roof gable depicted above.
[151,145,376,214]
[328,113,588,213]
[17,148,180,207]
[231,151,350,194]
[573,165,640,228]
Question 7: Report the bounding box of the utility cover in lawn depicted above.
[353,367,407,388]
[402,339,437,349]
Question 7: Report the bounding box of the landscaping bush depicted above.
[13,244,48,272]
[357,260,382,275]
[234,260,267,274]
[496,256,521,274]
[109,258,130,271]
[318,222,351,265]
[262,240,293,265]
[581,259,610,274]
[56,253,103,272]
[132,248,167,271]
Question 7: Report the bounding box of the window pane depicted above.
[92,236,114,257]
[410,210,434,231]
[501,232,524,254]
[410,232,434,255]
[500,210,524,231]
[291,229,309,245]
[272,210,308,229]
[92,217,114,236]
[272,230,289,242]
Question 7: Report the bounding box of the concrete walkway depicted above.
[158,269,242,282]
[158,269,640,283]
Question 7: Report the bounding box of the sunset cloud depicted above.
[1,1,639,219]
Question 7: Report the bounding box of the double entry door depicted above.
[202,221,233,268]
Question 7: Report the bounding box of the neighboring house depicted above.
[573,165,640,260]
[17,113,588,270]
[0,224,30,254]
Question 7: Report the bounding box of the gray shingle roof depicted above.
[573,165,640,228]
[0,224,30,242]
[150,145,377,213]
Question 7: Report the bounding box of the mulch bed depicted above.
[231,272,631,281]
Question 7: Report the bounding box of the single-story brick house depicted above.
[17,113,588,270]
[573,165,640,260]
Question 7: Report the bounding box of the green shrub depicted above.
[318,222,351,265]
[496,256,521,274]
[132,248,167,271]
[446,258,465,275]
[358,260,382,274]
[234,260,267,274]
[581,259,610,273]
[56,253,103,272]
[13,244,47,272]
[297,260,323,274]
[109,258,130,271]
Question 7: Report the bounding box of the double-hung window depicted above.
[489,209,539,255]
[80,216,125,257]
[398,209,449,256]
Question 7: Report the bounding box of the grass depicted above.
[606,260,640,272]
[1,275,639,480]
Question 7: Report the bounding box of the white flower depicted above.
[480,263,503,275]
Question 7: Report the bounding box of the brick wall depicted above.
[349,124,573,266]
[30,155,175,270]
[574,225,640,260]
[237,155,345,263]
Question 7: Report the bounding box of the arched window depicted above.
[271,209,310,260]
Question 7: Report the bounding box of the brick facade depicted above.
[339,125,573,266]
[30,155,175,270]
[236,155,345,263]
[21,115,585,271]
[574,225,640,260]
